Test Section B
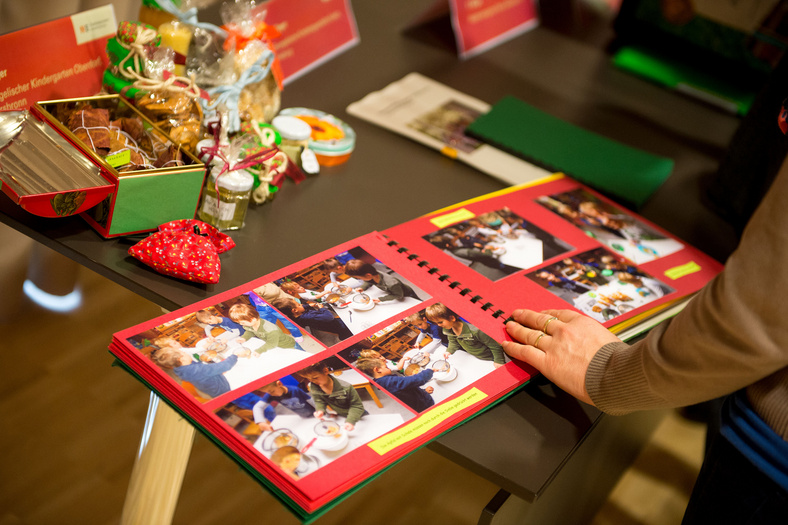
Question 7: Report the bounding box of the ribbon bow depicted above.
[117,25,160,81]
[203,49,274,133]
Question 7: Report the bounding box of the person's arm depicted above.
[445,332,458,355]
[252,400,276,431]
[344,385,366,426]
[475,330,506,365]
[310,385,328,414]
[375,275,407,302]
[207,354,238,375]
[504,156,788,412]
[387,369,434,389]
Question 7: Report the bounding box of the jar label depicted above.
[201,195,237,221]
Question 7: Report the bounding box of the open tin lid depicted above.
[0,110,113,217]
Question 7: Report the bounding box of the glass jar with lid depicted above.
[197,166,254,231]
[272,115,319,175]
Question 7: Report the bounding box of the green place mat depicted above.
[465,95,675,207]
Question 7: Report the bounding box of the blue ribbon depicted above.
[202,49,274,133]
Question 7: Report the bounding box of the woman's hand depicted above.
[503,308,621,405]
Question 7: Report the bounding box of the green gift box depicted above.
[32,94,206,238]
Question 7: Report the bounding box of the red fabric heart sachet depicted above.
[128,219,236,284]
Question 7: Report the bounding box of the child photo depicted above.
[423,207,573,281]
[526,248,675,323]
[406,100,484,154]
[536,189,683,263]
[266,247,430,338]
[125,292,322,401]
[339,302,506,408]
[216,357,412,480]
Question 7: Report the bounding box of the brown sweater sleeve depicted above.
[585,156,788,434]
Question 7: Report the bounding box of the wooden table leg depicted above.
[121,392,195,525]
[360,384,383,408]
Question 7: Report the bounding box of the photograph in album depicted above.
[216,356,411,482]
[125,291,323,401]
[526,247,675,323]
[536,188,684,264]
[422,206,574,281]
[338,301,508,409]
[269,246,430,341]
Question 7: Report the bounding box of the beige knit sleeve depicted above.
[585,155,788,415]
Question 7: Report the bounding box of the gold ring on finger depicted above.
[534,333,546,349]
[542,316,558,334]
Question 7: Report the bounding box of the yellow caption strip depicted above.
[430,208,477,229]
[368,387,488,455]
[664,261,702,280]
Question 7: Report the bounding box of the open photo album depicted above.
[109,173,723,521]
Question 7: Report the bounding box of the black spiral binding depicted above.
[386,237,509,324]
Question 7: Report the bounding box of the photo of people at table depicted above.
[262,247,430,343]
[407,100,484,154]
[526,248,675,323]
[536,188,683,264]
[424,207,574,281]
[338,303,506,409]
[126,292,322,401]
[216,356,412,480]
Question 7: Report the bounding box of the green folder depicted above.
[465,95,675,208]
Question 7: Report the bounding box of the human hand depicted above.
[424,386,434,394]
[314,411,324,419]
[344,422,355,431]
[503,308,621,405]
[257,421,273,432]
[235,348,251,358]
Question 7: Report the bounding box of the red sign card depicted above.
[265,0,359,84]
[449,0,539,59]
[0,5,117,111]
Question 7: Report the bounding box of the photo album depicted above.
[109,173,723,521]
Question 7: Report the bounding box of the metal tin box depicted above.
[32,95,206,238]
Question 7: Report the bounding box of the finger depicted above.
[509,308,544,330]
[504,318,540,346]
[505,320,550,355]
[501,339,545,368]
[540,308,581,323]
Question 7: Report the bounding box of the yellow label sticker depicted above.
[430,208,476,229]
[440,145,458,159]
[368,387,488,455]
[105,149,131,168]
[665,261,702,280]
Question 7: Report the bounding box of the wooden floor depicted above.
[0,223,706,525]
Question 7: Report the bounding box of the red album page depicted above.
[382,173,724,334]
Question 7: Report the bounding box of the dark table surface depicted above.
[0,0,743,503]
